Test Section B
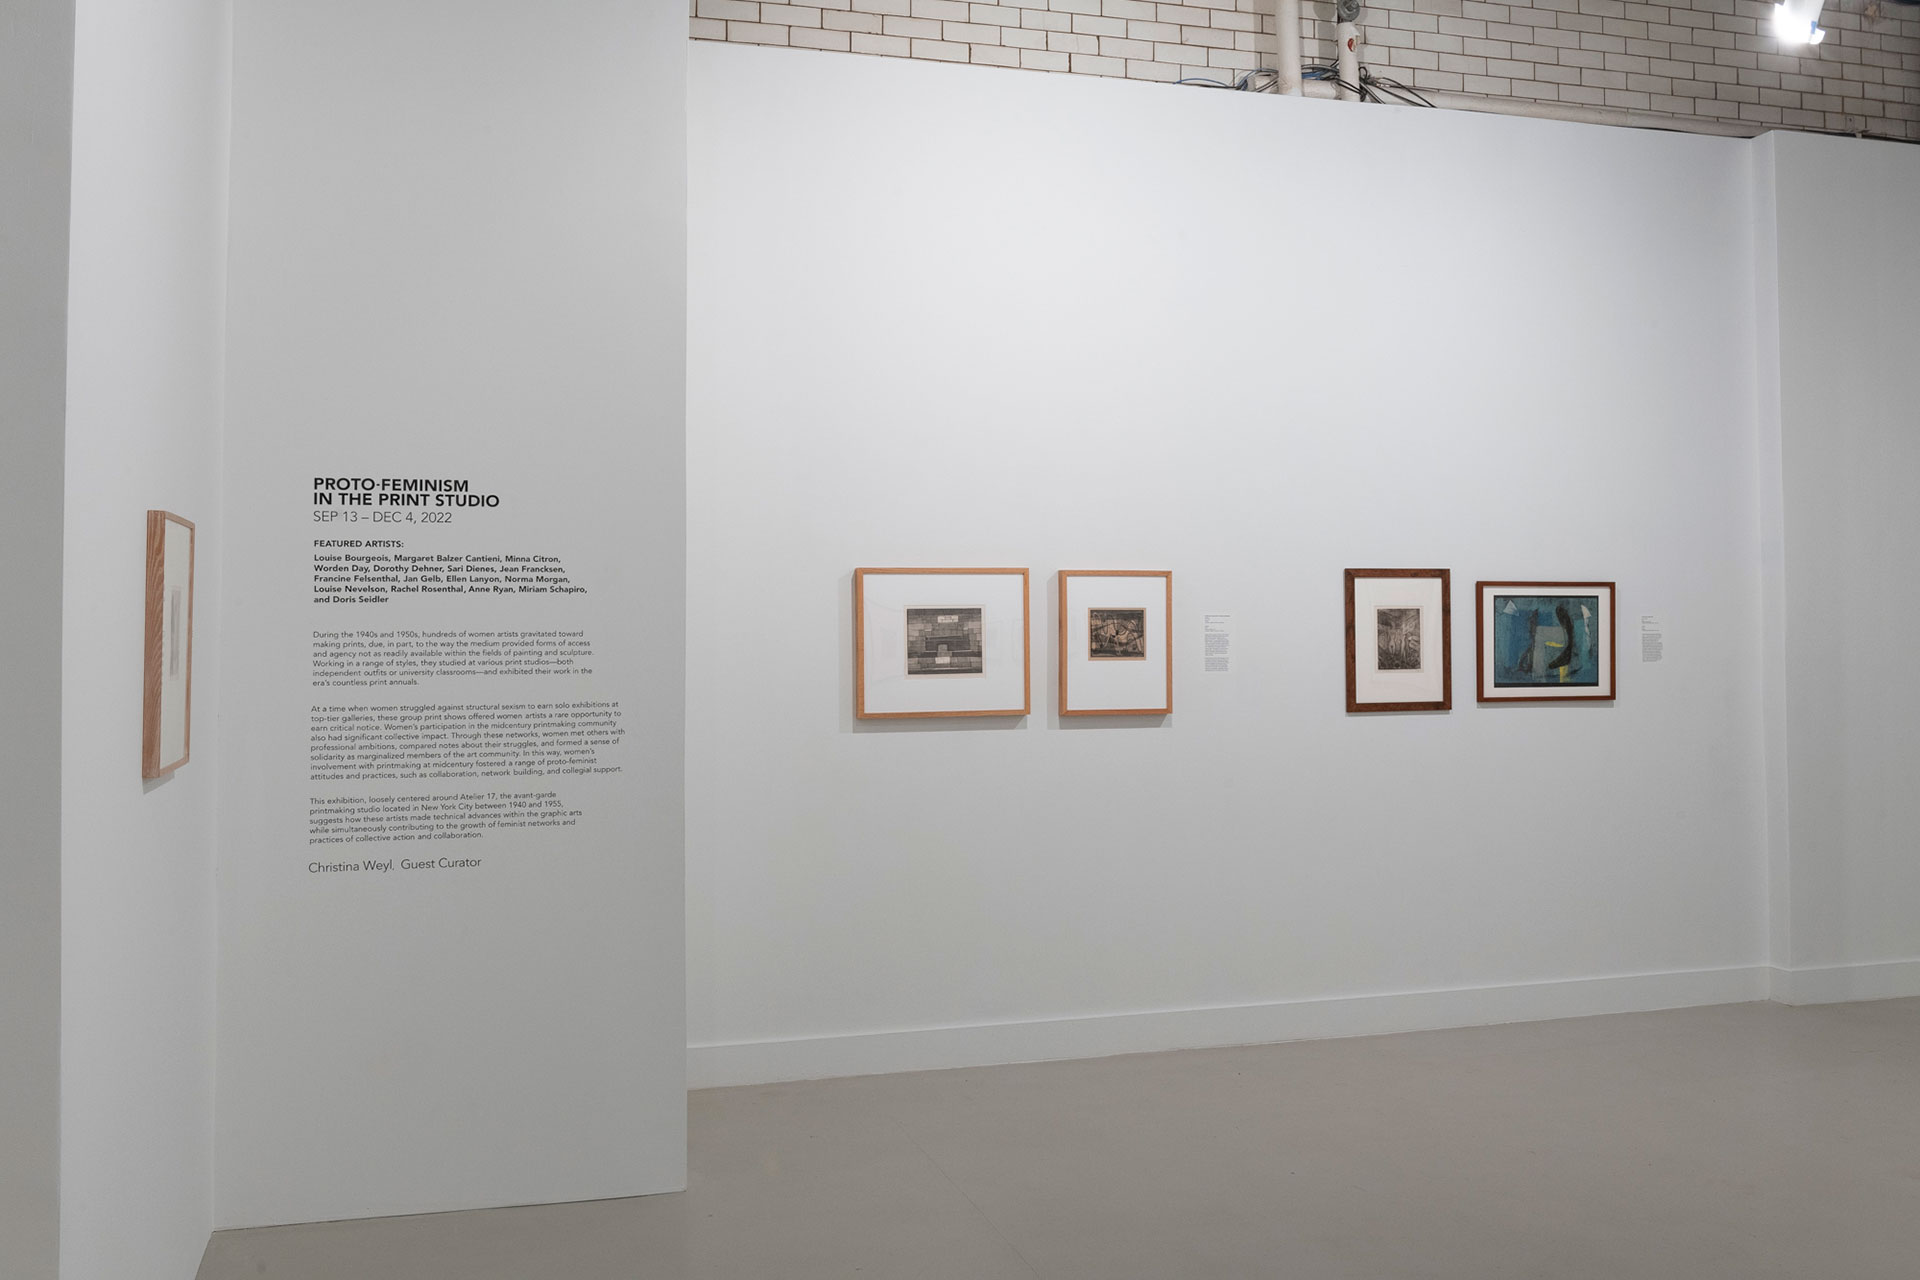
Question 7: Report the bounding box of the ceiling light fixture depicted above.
[1773,0,1827,44]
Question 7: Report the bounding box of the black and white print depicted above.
[905,607,984,675]
[1088,608,1148,660]
[1376,607,1422,671]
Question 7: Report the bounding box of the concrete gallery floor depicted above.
[198,999,1920,1280]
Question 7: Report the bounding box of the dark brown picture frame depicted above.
[1345,568,1451,713]
[1474,580,1616,703]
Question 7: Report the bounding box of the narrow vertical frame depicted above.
[1058,570,1173,717]
[143,510,196,777]
[854,568,1031,719]
[1345,568,1452,713]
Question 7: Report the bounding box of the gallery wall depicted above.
[686,42,1773,1085]
[0,5,75,1274]
[1764,131,1920,1001]
[217,0,688,1228]
[57,2,232,1276]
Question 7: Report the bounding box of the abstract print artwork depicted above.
[1491,595,1599,688]
[1475,581,1615,702]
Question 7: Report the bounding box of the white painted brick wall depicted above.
[692,0,1920,138]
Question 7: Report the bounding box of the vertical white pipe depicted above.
[1336,19,1360,101]
[1276,0,1303,95]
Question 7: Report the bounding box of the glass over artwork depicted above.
[905,607,984,676]
[1087,608,1147,660]
[1375,606,1422,671]
[1491,594,1600,688]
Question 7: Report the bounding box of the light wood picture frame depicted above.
[1058,570,1173,716]
[1345,568,1451,713]
[1475,580,1616,702]
[854,568,1031,719]
[143,510,196,777]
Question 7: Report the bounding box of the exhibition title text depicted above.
[313,477,500,508]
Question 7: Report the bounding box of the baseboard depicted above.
[689,964,1771,1089]
[1769,958,1920,1005]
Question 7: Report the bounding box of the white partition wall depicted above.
[686,45,1773,1086]
[59,2,230,1275]
[1761,133,1920,1003]
[217,1,687,1227]
[0,6,75,1276]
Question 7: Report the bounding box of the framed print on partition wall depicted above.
[1059,570,1172,716]
[143,511,196,777]
[854,568,1031,719]
[1345,568,1450,713]
[1475,581,1615,702]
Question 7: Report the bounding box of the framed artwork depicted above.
[1059,570,1172,716]
[1345,568,1450,713]
[854,568,1030,718]
[143,510,196,777]
[1475,580,1616,702]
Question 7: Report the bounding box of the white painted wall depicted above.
[0,5,74,1274]
[1750,134,1793,977]
[57,3,230,1276]
[1765,132,1920,1002]
[217,0,686,1228]
[687,44,1772,1085]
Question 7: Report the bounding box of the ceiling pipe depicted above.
[1275,0,1303,95]
[1335,0,1361,102]
[1296,77,1766,137]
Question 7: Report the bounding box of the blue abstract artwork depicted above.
[1492,595,1600,688]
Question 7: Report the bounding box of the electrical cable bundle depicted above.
[1180,64,1436,107]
